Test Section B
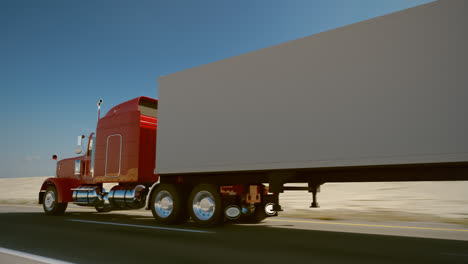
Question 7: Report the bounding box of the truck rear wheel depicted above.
[43,186,67,215]
[188,184,223,227]
[151,184,187,224]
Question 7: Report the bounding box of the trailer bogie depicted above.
[148,182,275,226]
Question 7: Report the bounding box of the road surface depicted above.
[1,204,467,264]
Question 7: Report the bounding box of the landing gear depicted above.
[43,186,67,215]
[188,184,223,227]
[308,182,321,208]
[150,184,188,224]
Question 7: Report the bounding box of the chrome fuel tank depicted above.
[72,186,101,205]
[107,185,146,209]
[72,185,146,210]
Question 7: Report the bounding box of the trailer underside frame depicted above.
[159,161,468,211]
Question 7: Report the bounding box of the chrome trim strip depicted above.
[145,181,160,209]
[70,188,95,192]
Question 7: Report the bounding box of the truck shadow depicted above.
[1,211,467,264]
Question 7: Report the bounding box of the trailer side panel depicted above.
[156,0,468,175]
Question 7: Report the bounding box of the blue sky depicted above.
[1,0,433,178]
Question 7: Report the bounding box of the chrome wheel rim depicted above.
[264,203,276,216]
[44,191,55,211]
[225,205,241,220]
[192,191,215,221]
[154,190,173,218]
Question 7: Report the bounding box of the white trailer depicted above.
[156,0,467,176]
[148,0,468,225]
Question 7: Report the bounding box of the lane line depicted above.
[68,219,215,234]
[3,204,465,233]
[266,219,468,232]
[0,247,74,264]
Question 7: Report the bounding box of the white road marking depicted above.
[68,219,215,234]
[0,247,74,264]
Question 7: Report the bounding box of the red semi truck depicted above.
[39,96,275,226]
[39,0,468,227]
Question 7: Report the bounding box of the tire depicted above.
[95,205,111,213]
[188,184,223,227]
[242,203,267,223]
[43,186,67,215]
[151,184,187,224]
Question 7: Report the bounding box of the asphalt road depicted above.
[1,204,467,264]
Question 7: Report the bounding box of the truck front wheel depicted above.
[43,186,67,215]
[188,184,223,227]
[151,184,187,224]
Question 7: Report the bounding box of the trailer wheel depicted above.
[188,184,223,227]
[43,186,67,215]
[151,184,187,224]
[242,203,268,223]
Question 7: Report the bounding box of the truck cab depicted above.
[39,97,159,214]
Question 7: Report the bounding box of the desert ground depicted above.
[0,177,467,225]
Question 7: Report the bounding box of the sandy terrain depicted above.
[0,177,467,225]
[279,182,468,226]
[0,177,49,205]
